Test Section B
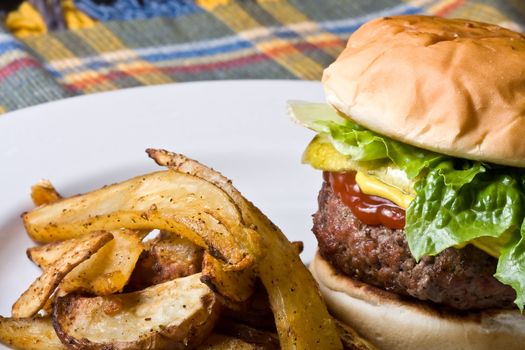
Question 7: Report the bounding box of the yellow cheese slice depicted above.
[355,172,413,209]
[355,171,502,258]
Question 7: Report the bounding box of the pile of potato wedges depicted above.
[0,149,375,350]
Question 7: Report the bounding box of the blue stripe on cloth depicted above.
[76,0,202,21]
[43,2,423,79]
[273,29,301,40]
[0,40,27,54]
[82,60,113,71]
[0,33,28,54]
[320,3,422,34]
[45,36,255,77]
[45,67,62,79]
[141,39,254,62]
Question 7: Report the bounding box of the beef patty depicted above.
[313,181,516,311]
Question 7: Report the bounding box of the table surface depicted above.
[0,0,524,114]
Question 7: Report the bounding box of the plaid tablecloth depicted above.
[0,0,524,114]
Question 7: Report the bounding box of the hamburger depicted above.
[289,15,525,350]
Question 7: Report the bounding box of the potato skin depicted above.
[52,275,220,350]
[0,316,66,350]
[147,149,343,350]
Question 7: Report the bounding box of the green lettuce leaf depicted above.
[289,101,525,310]
[289,101,445,178]
[406,163,524,260]
[497,229,525,309]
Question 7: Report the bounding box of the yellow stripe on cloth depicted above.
[0,105,6,114]
[196,0,232,11]
[72,25,173,88]
[61,0,96,30]
[5,2,47,38]
[22,34,114,93]
[257,0,343,58]
[204,1,324,80]
[22,34,94,89]
[23,35,77,61]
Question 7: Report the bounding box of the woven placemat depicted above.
[0,0,524,113]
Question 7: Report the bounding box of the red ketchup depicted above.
[324,171,406,230]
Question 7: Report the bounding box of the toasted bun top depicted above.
[310,251,525,350]
[323,16,525,167]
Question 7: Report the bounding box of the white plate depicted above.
[0,80,324,323]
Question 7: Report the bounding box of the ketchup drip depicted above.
[324,171,406,230]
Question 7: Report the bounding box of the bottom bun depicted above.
[310,250,525,350]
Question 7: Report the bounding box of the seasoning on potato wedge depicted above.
[0,316,65,350]
[12,231,113,318]
[1,149,348,350]
[126,231,204,291]
[53,273,219,350]
[147,148,343,350]
[58,229,147,295]
[196,334,264,350]
[201,252,256,304]
[23,171,262,271]
[28,229,146,297]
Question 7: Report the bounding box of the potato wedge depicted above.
[28,229,146,295]
[0,316,65,350]
[335,320,377,350]
[27,238,88,271]
[126,231,204,291]
[58,229,146,295]
[215,318,279,349]
[148,231,204,282]
[147,149,342,350]
[201,252,256,304]
[12,231,113,318]
[203,240,297,309]
[53,273,219,350]
[222,281,275,331]
[197,334,265,350]
[23,171,261,271]
[290,241,304,255]
[31,180,62,207]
